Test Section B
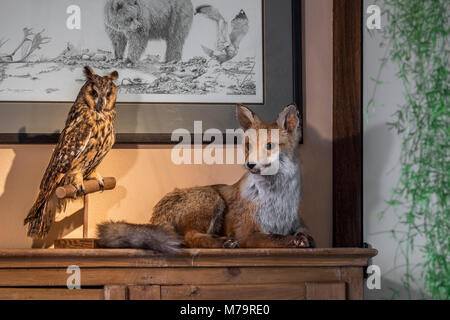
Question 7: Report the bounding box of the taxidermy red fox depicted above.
[97,104,315,252]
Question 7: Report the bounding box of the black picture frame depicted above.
[0,0,302,144]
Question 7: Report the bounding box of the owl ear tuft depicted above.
[84,66,95,81]
[107,70,119,81]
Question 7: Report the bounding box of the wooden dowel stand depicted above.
[54,177,116,249]
[55,177,116,200]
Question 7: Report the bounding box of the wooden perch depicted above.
[55,177,116,199]
[53,177,116,248]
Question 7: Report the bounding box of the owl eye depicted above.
[107,90,112,97]
[90,90,97,98]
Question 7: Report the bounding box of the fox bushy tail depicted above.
[97,221,183,253]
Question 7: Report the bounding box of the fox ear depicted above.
[84,66,95,81]
[277,104,300,133]
[107,70,119,81]
[236,104,260,131]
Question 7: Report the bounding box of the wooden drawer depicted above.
[0,288,104,300]
[160,282,345,300]
[104,282,346,300]
[161,284,306,300]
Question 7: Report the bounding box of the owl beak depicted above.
[95,95,105,112]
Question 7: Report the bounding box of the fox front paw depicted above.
[291,233,315,248]
[221,237,239,249]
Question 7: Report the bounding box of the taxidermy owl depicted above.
[195,5,249,63]
[24,66,119,238]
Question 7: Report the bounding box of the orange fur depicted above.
[98,104,314,250]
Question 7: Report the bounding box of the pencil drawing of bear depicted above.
[104,0,194,63]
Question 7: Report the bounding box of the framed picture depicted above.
[0,0,302,144]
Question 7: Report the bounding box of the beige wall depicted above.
[0,0,333,248]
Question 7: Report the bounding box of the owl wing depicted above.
[40,117,93,193]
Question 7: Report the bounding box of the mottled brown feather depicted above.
[25,67,118,238]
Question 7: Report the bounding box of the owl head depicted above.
[83,66,119,112]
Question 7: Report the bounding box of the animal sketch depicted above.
[0,0,263,103]
[104,0,194,63]
[195,5,249,63]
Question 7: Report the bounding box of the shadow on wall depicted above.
[0,143,138,248]
[299,125,332,248]
[364,123,396,217]
[0,104,140,248]
[363,124,431,299]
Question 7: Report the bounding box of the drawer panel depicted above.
[305,282,346,300]
[161,284,306,300]
[0,288,104,300]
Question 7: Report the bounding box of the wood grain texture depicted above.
[0,248,377,268]
[128,285,161,300]
[161,284,306,300]
[54,238,99,249]
[0,288,104,300]
[55,177,116,199]
[0,249,374,300]
[305,282,346,300]
[104,285,127,300]
[332,0,363,247]
[0,267,341,287]
[340,267,364,300]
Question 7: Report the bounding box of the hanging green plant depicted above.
[368,0,449,299]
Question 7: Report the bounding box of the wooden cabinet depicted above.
[0,248,376,300]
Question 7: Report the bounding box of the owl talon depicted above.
[87,174,105,192]
[72,182,86,197]
[98,178,105,192]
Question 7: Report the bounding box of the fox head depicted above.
[236,104,301,176]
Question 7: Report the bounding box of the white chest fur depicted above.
[242,154,302,235]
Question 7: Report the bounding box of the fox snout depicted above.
[245,150,280,175]
[245,162,256,170]
[245,161,261,174]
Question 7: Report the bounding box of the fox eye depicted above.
[266,142,275,150]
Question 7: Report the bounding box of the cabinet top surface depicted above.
[0,248,377,268]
